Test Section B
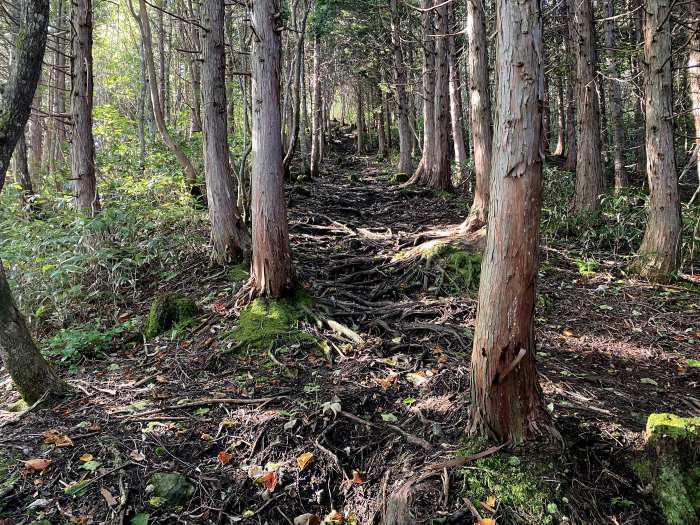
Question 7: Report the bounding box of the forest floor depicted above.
[1,137,699,525]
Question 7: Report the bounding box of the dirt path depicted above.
[1,145,698,525]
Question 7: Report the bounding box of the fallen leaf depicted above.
[130,449,146,462]
[218,451,233,465]
[212,302,228,315]
[23,459,53,472]
[406,371,430,387]
[351,470,364,484]
[79,454,94,462]
[257,471,278,492]
[640,377,659,386]
[43,430,73,447]
[380,412,398,423]
[325,510,344,523]
[484,494,496,508]
[297,451,314,471]
[376,375,397,390]
[478,519,496,525]
[562,329,576,338]
[100,487,118,506]
[437,354,449,364]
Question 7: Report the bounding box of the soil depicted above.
[1,136,699,525]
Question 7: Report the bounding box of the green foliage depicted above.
[147,472,194,507]
[459,438,562,524]
[575,257,599,277]
[228,263,250,283]
[47,319,139,362]
[144,293,198,339]
[229,290,315,350]
[421,244,481,297]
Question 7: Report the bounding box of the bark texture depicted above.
[310,36,322,178]
[250,0,294,296]
[463,0,492,231]
[0,0,65,403]
[469,0,550,444]
[201,0,250,264]
[572,0,604,212]
[390,0,413,175]
[71,0,101,216]
[631,0,682,280]
[689,0,700,195]
[447,4,467,181]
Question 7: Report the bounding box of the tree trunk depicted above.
[249,0,294,296]
[572,0,604,212]
[190,58,203,134]
[29,93,43,177]
[553,75,566,156]
[564,71,577,170]
[462,0,493,231]
[0,0,66,404]
[377,86,387,158]
[470,0,550,444]
[71,0,101,216]
[390,0,412,175]
[201,0,250,264]
[688,0,700,198]
[631,0,681,280]
[603,0,627,189]
[447,4,467,182]
[409,0,436,183]
[51,0,68,184]
[133,0,203,202]
[310,36,323,178]
[14,132,36,206]
[425,0,452,190]
[356,83,365,154]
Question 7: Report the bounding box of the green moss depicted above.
[229,290,315,350]
[458,438,560,524]
[390,172,409,184]
[423,244,481,296]
[637,413,700,525]
[647,413,700,442]
[227,263,250,283]
[147,472,194,507]
[144,293,198,339]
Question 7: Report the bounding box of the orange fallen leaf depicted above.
[297,451,314,471]
[376,375,397,390]
[351,470,364,484]
[437,354,448,364]
[43,430,73,447]
[484,494,496,508]
[23,458,52,472]
[326,510,344,523]
[562,329,576,338]
[79,454,93,462]
[100,487,118,506]
[212,302,228,315]
[218,451,233,465]
[257,471,278,492]
[478,519,496,525]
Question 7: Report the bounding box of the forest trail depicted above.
[1,144,699,524]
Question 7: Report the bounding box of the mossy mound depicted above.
[144,293,198,339]
[634,413,700,525]
[458,438,562,524]
[390,172,410,184]
[147,472,195,507]
[229,290,315,350]
[228,263,250,283]
[424,244,481,296]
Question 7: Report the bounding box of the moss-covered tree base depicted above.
[228,289,315,350]
[144,293,198,339]
[634,413,700,525]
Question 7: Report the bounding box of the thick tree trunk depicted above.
[201,0,250,264]
[0,0,66,404]
[688,0,700,197]
[310,36,322,178]
[447,4,467,182]
[572,0,604,212]
[71,0,101,216]
[469,0,550,444]
[631,0,681,280]
[409,0,436,183]
[424,0,452,190]
[249,0,294,296]
[603,0,627,189]
[390,0,412,175]
[134,0,203,201]
[564,71,577,170]
[462,0,492,231]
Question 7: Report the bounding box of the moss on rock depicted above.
[229,289,315,350]
[634,413,700,525]
[144,293,198,339]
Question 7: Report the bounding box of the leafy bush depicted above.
[46,319,139,362]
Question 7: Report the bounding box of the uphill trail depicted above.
[0,142,698,525]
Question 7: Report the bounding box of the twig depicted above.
[338,410,433,450]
